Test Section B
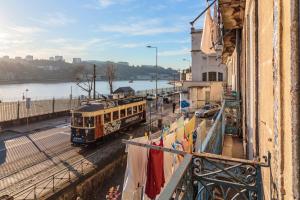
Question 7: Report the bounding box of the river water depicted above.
[0,80,171,102]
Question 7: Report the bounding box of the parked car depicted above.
[163,95,172,104]
[195,104,220,118]
[146,94,156,101]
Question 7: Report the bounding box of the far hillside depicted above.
[0,59,179,84]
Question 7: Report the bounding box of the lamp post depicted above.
[182,58,191,68]
[147,45,158,111]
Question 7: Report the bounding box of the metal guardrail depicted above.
[158,100,269,200]
[0,98,80,122]
[0,87,182,122]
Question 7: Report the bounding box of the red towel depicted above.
[145,139,165,199]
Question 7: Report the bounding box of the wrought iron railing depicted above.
[158,100,269,200]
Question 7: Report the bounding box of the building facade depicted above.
[72,58,82,64]
[25,55,33,61]
[220,0,300,199]
[191,28,226,82]
[54,56,64,62]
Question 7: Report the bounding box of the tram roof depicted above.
[75,104,105,112]
[73,96,145,113]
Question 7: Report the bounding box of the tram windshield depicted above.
[73,113,83,127]
[84,117,95,128]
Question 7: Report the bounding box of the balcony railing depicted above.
[158,99,270,200]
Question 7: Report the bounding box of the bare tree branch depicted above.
[105,62,116,94]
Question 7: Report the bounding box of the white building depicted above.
[72,58,82,64]
[2,56,9,60]
[54,56,64,62]
[25,55,33,61]
[191,28,226,82]
[15,56,22,61]
[181,28,227,110]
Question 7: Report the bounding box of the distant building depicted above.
[72,58,82,64]
[25,55,33,61]
[113,87,135,98]
[15,56,22,61]
[54,56,64,62]
[191,28,226,82]
[118,62,129,66]
[49,57,54,61]
[2,56,9,60]
[181,68,192,81]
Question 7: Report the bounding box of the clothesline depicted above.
[122,139,187,156]
[121,139,267,166]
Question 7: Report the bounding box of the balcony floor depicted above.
[222,135,244,159]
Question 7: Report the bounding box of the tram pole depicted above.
[93,64,96,100]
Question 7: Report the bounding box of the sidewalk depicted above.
[0,116,70,135]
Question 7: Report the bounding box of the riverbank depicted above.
[0,79,172,85]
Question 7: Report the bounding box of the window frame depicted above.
[112,111,119,121]
[104,113,111,123]
[127,107,132,115]
[133,106,138,114]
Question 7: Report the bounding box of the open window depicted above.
[113,111,119,120]
[127,107,132,115]
[120,109,126,118]
[138,105,143,112]
[133,106,137,114]
[104,113,111,123]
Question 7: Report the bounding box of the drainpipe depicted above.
[291,0,300,198]
[254,0,260,157]
[236,29,241,101]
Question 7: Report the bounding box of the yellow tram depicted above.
[70,96,146,144]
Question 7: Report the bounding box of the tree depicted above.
[73,65,93,99]
[105,62,116,94]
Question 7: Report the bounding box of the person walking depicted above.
[172,102,176,113]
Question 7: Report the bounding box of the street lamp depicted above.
[147,45,158,111]
[182,58,191,67]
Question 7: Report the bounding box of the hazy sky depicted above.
[0,0,206,69]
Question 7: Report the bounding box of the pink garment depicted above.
[122,137,149,200]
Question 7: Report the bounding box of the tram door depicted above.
[95,115,104,139]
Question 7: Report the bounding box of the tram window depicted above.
[127,107,132,115]
[73,113,83,127]
[104,113,111,123]
[138,105,143,112]
[133,106,137,114]
[113,111,119,120]
[85,117,94,127]
[120,109,126,118]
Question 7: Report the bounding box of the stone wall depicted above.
[48,154,127,200]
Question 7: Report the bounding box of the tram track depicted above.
[0,122,145,197]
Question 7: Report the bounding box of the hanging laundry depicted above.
[122,137,149,200]
[212,3,220,47]
[163,133,176,183]
[176,126,185,142]
[184,116,196,152]
[195,120,207,152]
[145,139,165,199]
[172,141,184,169]
[200,5,216,54]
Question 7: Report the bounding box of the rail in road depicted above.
[0,98,180,199]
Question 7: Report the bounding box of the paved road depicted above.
[0,99,180,198]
